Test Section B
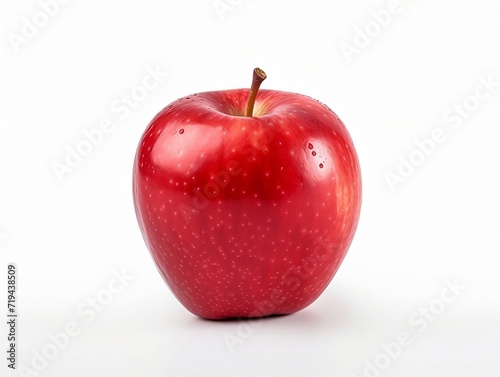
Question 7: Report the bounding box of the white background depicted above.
[1,0,499,376]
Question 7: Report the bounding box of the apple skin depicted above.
[133,88,361,319]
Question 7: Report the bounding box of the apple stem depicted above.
[245,68,267,117]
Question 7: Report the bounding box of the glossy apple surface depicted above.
[133,88,361,319]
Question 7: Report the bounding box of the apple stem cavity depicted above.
[245,67,267,117]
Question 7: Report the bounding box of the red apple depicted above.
[133,68,361,319]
